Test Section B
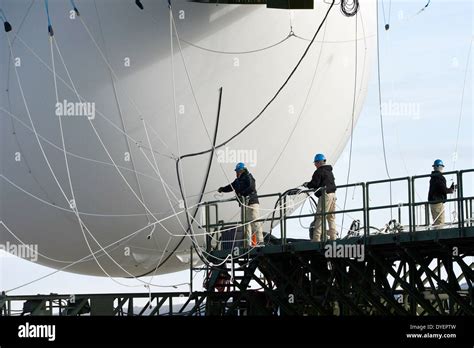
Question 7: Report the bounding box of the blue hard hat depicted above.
[235,162,245,171]
[314,153,326,162]
[432,159,444,167]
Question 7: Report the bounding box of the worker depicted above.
[303,153,337,242]
[218,163,264,247]
[428,159,455,227]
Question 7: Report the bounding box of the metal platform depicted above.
[204,227,474,315]
[1,169,473,316]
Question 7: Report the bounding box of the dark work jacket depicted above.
[428,171,452,202]
[221,169,259,205]
[307,165,336,198]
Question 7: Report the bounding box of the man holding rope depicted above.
[218,163,264,247]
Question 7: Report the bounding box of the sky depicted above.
[0,0,472,298]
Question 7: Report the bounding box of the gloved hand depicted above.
[217,187,224,193]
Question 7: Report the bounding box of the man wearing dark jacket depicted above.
[428,159,455,227]
[303,153,337,242]
[218,163,263,247]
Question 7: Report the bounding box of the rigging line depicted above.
[53,37,162,224]
[453,38,472,170]
[169,8,231,182]
[54,37,189,252]
[146,235,174,286]
[260,4,368,194]
[292,33,376,44]
[51,37,75,207]
[261,6,369,192]
[136,145,189,253]
[52,19,185,236]
[134,3,194,275]
[177,0,336,160]
[400,0,431,24]
[4,2,40,192]
[340,12,358,239]
[166,1,224,226]
[383,28,424,201]
[5,34,73,218]
[10,33,174,161]
[0,219,128,264]
[376,0,393,218]
[1,204,196,293]
[1,103,203,206]
[84,11,180,190]
[147,2,237,272]
[140,87,224,275]
[380,0,387,26]
[380,0,391,28]
[0,106,175,187]
[53,36,194,284]
[0,172,177,218]
[8,19,135,287]
[169,2,186,205]
[415,0,431,17]
[51,32,153,287]
[388,0,392,26]
[175,121,315,261]
[143,2,193,273]
[1,173,199,235]
[93,0,152,225]
[353,5,368,106]
[258,12,330,189]
[196,88,223,220]
[139,182,313,268]
[4,0,34,47]
[184,87,223,257]
[170,6,241,199]
[76,16,175,157]
[178,34,292,55]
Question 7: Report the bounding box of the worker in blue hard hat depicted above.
[303,153,337,241]
[428,159,455,227]
[218,163,264,247]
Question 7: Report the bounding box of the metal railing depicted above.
[198,169,474,251]
[0,292,208,316]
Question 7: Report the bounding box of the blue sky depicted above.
[1,0,472,296]
[341,0,472,181]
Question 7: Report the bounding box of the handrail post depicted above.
[366,183,370,238]
[458,171,464,233]
[424,203,430,227]
[321,186,327,243]
[408,177,415,233]
[282,194,287,245]
[240,196,247,248]
[205,203,211,253]
[409,177,414,233]
[278,193,284,246]
[362,182,368,241]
